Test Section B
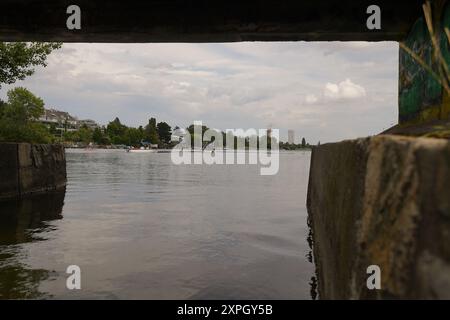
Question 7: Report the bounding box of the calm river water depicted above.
[0,150,314,299]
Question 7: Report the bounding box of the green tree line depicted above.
[0,87,312,150]
[64,117,173,147]
[0,84,174,147]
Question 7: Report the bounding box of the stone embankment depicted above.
[0,143,66,200]
[307,135,450,299]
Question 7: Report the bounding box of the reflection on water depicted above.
[0,150,314,299]
[0,191,65,299]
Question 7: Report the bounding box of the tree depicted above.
[138,126,145,138]
[301,137,306,148]
[187,123,209,148]
[124,127,145,146]
[106,117,127,144]
[187,124,209,135]
[0,99,6,117]
[93,127,102,144]
[76,125,93,144]
[145,117,159,144]
[0,42,62,88]
[2,87,45,123]
[0,121,52,144]
[92,127,109,145]
[0,88,51,143]
[157,121,172,144]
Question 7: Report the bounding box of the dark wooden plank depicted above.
[0,0,423,42]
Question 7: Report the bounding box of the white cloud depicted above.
[305,94,318,104]
[324,79,366,100]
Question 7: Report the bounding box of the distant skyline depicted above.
[0,42,399,144]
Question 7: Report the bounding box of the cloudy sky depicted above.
[0,42,399,144]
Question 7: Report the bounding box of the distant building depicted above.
[171,127,187,142]
[78,119,99,130]
[38,108,99,132]
[39,108,78,132]
[288,130,295,144]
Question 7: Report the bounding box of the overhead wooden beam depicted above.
[0,0,424,42]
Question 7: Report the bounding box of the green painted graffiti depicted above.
[399,2,450,123]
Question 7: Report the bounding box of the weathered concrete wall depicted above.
[0,143,66,200]
[399,1,450,124]
[307,135,450,299]
[0,144,19,199]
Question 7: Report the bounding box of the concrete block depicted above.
[0,143,19,200]
[307,135,450,299]
[18,144,67,195]
[0,143,66,199]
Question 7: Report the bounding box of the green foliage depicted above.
[145,117,159,144]
[187,124,209,135]
[0,42,62,88]
[186,123,210,148]
[63,126,93,144]
[106,117,128,144]
[77,125,93,144]
[0,88,52,143]
[0,99,6,118]
[65,117,169,147]
[0,119,52,144]
[93,127,108,145]
[0,42,60,143]
[3,87,45,123]
[301,137,306,147]
[157,122,172,144]
[279,139,312,150]
[124,127,145,146]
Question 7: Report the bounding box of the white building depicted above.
[288,130,295,144]
[38,108,99,132]
[39,108,78,132]
[78,119,99,130]
[171,127,187,142]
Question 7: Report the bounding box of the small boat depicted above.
[127,140,158,153]
[127,147,156,153]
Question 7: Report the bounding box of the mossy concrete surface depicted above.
[307,135,450,299]
[399,1,450,124]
